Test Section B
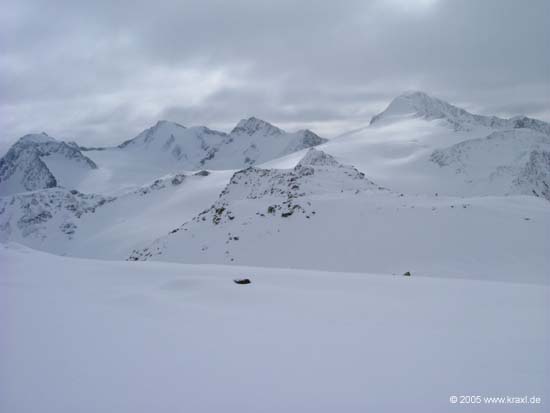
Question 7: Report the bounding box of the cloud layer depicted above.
[1,0,549,150]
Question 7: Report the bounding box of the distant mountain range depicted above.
[370,90,550,135]
[124,147,548,281]
[331,91,550,200]
[0,118,326,196]
[1,91,549,280]
[0,133,97,195]
[115,117,327,170]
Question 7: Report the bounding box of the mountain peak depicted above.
[370,91,550,135]
[370,91,453,125]
[0,133,97,196]
[370,90,495,130]
[17,132,57,145]
[296,148,341,168]
[231,117,284,136]
[152,120,186,130]
[399,90,432,100]
[396,90,451,108]
[118,120,187,149]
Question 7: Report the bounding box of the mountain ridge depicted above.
[370,91,550,135]
[0,133,98,196]
[0,118,327,196]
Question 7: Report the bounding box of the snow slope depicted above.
[1,243,548,413]
[1,118,325,196]
[430,129,550,199]
[1,91,549,412]
[130,150,550,284]
[2,148,547,282]
[270,91,550,199]
[115,120,226,169]
[204,117,327,169]
[370,90,550,135]
[77,117,326,193]
[2,92,550,270]
[3,92,548,200]
[0,133,97,196]
[115,117,327,170]
[0,170,231,259]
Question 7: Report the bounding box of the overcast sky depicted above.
[1,0,549,150]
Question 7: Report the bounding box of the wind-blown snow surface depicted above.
[0,170,231,259]
[1,148,548,282]
[1,243,548,413]
[429,129,550,199]
[0,118,326,196]
[266,92,550,200]
[370,91,550,135]
[1,92,550,412]
[0,133,97,196]
[76,118,326,193]
[130,149,550,284]
[2,92,548,199]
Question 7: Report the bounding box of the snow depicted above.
[131,153,550,283]
[263,117,550,199]
[430,129,550,198]
[202,118,327,169]
[0,170,232,259]
[4,93,548,199]
[369,91,550,135]
[41,152,98,190]
[0,118,326,197]
[69,119,326,194]
[0,135,96,196]
[293,91,549,199]
[2,146,549,284]
[369,91,503,129]
[75,147,198,194]
[1,91,549,412]
[17,132,57,144]
[231,116,284,136]
[1,243,548,413]
[117,121,225,169]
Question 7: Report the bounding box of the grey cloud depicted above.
[1,0,549,149]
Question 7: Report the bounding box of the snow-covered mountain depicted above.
[4,93,548,200]
[313,91,550,199]
[115,120,226,168]
[78,117,327,185]
[128,149,549,282]
[3,91,549,413]
[1,91,549,279]
[114,117,327,169]
[430,129,550,200]
[205,117,327,169]
[0,188,112,243]
[0,133,97,196]
[513,149,550,201]
[0,118,326,196]
[0,169,227,258]
[370,91,550,134]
